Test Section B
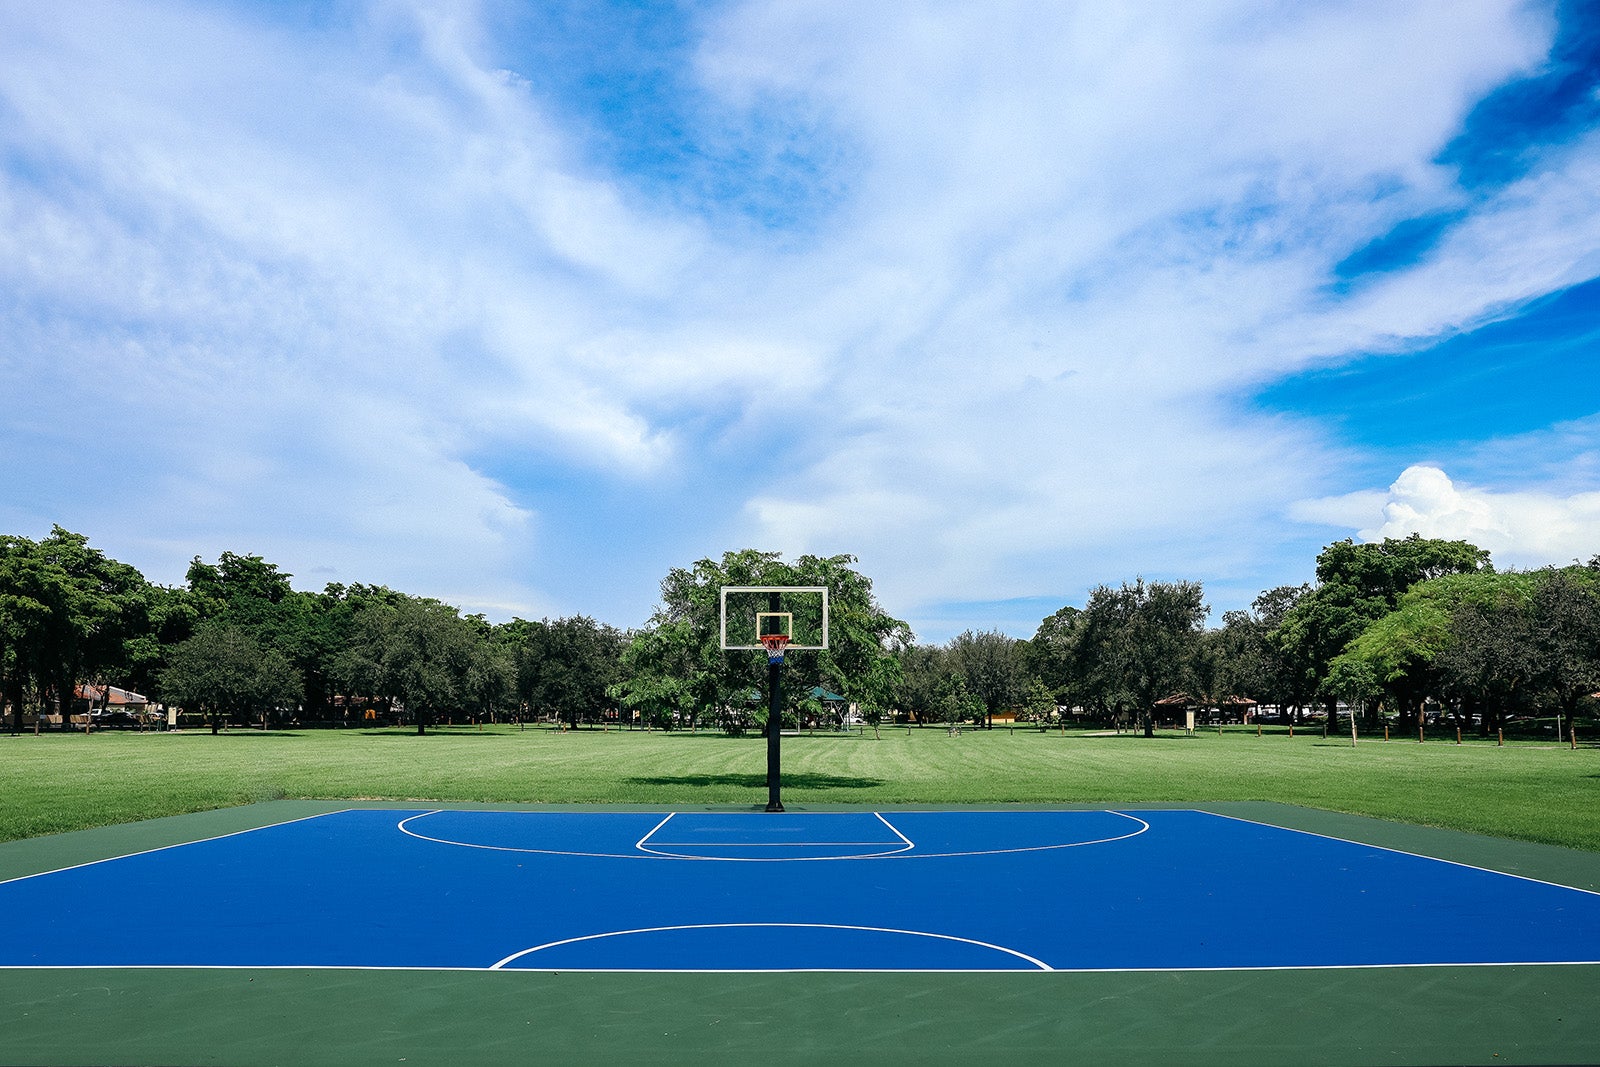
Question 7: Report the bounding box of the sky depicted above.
[2,0,1599,643]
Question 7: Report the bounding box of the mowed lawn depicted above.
[3,724,1596,851]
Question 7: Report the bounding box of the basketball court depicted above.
[5,805,1599,974]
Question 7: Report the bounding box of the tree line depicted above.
[2,527,1596,737]
[911,536,1600,738]
[0,528,624,734]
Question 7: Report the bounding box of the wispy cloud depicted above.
[0,0,1595,639]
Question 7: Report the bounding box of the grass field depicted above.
[4,728,1599,1066]
[4,722,1596,851]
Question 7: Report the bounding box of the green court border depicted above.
[2,801,1598,1066]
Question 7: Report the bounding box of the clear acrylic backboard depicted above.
[720,586,830,651]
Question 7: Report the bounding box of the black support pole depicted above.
[766,591,784,812]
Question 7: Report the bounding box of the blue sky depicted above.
[2,0,1598,642]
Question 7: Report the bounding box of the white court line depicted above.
[0,809,351,888]
[9,956,1600,974]
[633,812,677,853]
[875,811,915,852]
[637,810,914,859]
[400,810,707,861]
[489,922,1053,971]
[1193,809,1600,899]
[395,809,1150,861]
[895,810,1150,859]
[647,842,910,847]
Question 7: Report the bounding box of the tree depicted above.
[464,618,518,724]
[893,643,947,726]
[1331,568,1598,735]
[1321,655,1382,732]
[340,595,478,734]
[160,622,300,733]
[0,529,149,731]
[1336,569,1544,733]
[1027,605,1079,702]
[516,616,625,728]
[186,551,325,718]
[935,673,984,731]
[1436,589,1540,732]
[1019,677,1059,730]
[121,583,201,713]
[1333,599,1454,733]
[947,629,1027,728]
[0,534,48,731]
[316,583,404,722]
[612,619,704,730]
[1275,536,1490,731]
[1229,585,1312,714]
[1072,578,1208,737]
[1530,568,1600,723]
[618,550,909,737]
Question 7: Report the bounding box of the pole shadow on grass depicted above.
[623,772,884,790]
[173,731,304,739]
[355,731,509,739]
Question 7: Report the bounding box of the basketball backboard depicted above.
[720,586,829,651]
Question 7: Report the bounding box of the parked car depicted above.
[89,710,142,729]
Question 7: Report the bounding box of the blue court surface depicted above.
[4,808,1599,973]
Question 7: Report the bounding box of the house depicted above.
[70,684,154,727]
[75,683,150,710]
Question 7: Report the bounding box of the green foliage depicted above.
[1333,566,1600,729]
[338,596,480,733]
[1227,585,1310,708]
[1017,678,1058,729]
[1274,536,1492,719]
[935,673,984,727]
[946,629,1027,726]
[1027,604,1082,707]
[612,620,701,729]
[160,622,300,731]
[1071,577,1208,735]
[515,615,625,727]
[1529,568,1600,714]
[5,522,1597,759]
[1321,655,1381,713]
[893,643,946,725]
[0,528,150,729]
[617,550,909,736]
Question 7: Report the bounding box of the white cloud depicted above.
[704,0,1563,621]
[0,0,1593,638]
[1292,465,1600,568]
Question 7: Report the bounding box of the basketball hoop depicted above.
[760,633,791,664]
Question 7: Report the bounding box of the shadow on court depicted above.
[624,772,884,790]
